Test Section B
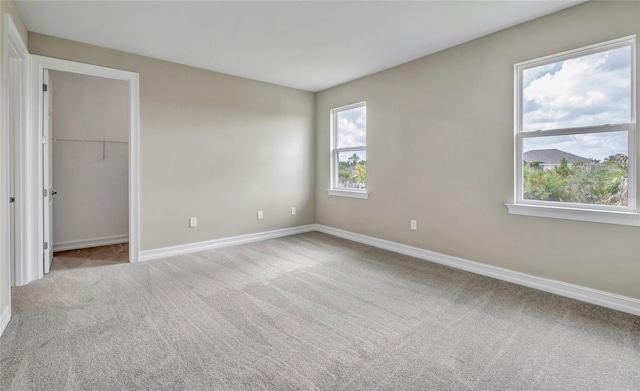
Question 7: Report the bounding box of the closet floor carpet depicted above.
[1,232,639,390]
[51,242,129,272]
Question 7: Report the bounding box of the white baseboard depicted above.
[0,305,10,338]
[139,225,317,262]
[315,225,640,316]
[53,235,129,252]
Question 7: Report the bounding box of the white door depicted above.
[43,69,54,274]
[8,59,18,285]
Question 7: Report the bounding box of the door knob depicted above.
[51,191,58,196]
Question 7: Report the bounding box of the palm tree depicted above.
[603,154,628,206]
[353,164,366,188]
[604,153,628,170]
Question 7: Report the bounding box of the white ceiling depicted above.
[16,1,585,92]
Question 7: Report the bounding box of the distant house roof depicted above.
[523,149,593,165]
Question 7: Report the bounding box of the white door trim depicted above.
[42,69,52,274]
[2,15,29,337]
[29,56,140,282]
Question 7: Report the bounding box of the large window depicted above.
[510,37,639,226]
[329,102,367,198]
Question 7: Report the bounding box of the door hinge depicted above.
[44,242,49,250]
[10,197,15,203]
[43,188,48,197]
[43,84,48,92]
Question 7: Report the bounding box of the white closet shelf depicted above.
[53,138,128,144]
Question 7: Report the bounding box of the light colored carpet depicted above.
[1,232,639,390]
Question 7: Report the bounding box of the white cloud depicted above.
[337,106,366,148]
[523,46,631,132]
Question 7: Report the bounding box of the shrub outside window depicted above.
[514,37,636,215]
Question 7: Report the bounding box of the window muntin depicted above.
[515,37,636,212]
[331,102,366,191]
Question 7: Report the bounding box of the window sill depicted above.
[506,203,640,227]
[327,189,369,199]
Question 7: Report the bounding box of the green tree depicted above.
[523,154,629,206]
[602,154,628,205]
[339,168,351,185]
[523,167,568,201]
[348,153,360,166]
[353,164,366,187]
[555,157,570,177]
[526,161,543,170]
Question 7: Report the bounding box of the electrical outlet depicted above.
[291,207,296,215]
[189,217,197,228]
[410,219,417,231]
[257,210,263,220]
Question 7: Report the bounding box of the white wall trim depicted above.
[315,224,640,316]
[2,15,29,338]
[2,14,34,286]
[53,235,129,252]
[28,55,140,285]
[506,203,640,227]
[139,225,317,262]
[327,189,369,199]
[0,305,10,337]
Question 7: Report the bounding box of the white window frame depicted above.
[507,36,640,226]
[328,101,368,199]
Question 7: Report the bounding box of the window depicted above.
[329,102,367,198]
[509,36,640,226]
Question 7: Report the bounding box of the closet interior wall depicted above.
[49,70,129,251]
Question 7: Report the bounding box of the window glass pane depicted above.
[336,150,366,189]
[522,131,628,206]
[522,45,631,131]
[337,106,366,148]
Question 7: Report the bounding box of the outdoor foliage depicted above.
[523,154,628,206]
[338,153,366,189]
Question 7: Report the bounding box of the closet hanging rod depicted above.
[53,138,128,144]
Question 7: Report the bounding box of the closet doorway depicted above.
[30,55,140,281]
[44,69,130,273]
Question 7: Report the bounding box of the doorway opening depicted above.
[44,70,131,272]
[31,55,140,281]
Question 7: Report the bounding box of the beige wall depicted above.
[0,0,28,327]
[1,0,27,44]
[316,1,640,299]
[29,33,316,251]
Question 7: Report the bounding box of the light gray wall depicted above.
[49,70,129,247]
[315,1,640,299]
[29,33,316,251]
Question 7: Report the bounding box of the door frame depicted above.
[29,55,140,281]
[1,14,28,335]
[42,69,52,274]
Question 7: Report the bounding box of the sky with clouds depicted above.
[337,106,366,149]
[522,45,631,161]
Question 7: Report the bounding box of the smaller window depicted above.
[330,102,367,196]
